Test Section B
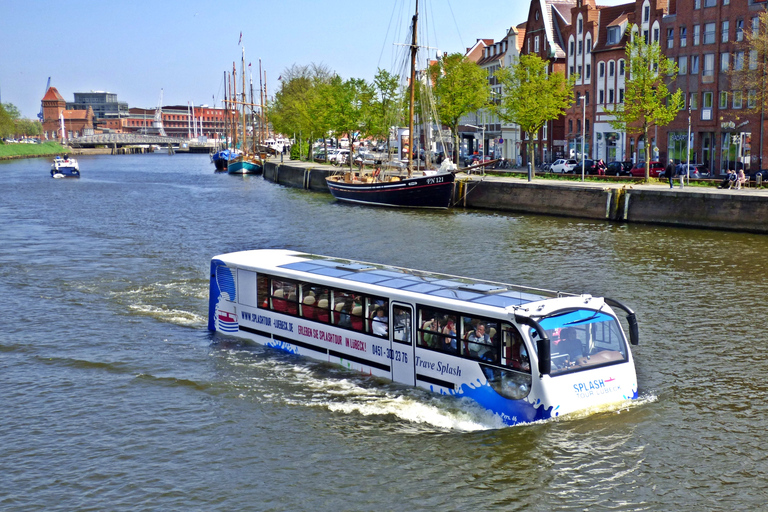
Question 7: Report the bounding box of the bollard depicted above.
[757,173,763,187]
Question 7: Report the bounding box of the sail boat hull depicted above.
[228,156,262,175]
[326,172,455,209]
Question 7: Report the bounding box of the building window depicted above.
[680,26,687,47]
[570,66,575,76]
[748,90,757,108]
[599,62,605,77]
[609,61,615,77]
[703,23,715,44]
[568,119,573,133]
[569,40,574,55]
[690,92,698,109]
[703,54,715,76]
[654,28,660,43]
[733,90,743,109]
[691,55,700,74]
[736,20,743,42]
[619,88,625,103]
[703,91,713,109]
[576,120,581,133]
[750,49,759,70]
[578,17,583,34]
[586,37,591,54]
[704,0,716,6]
[534,36,540,52]
[694,0,700,8]
[585,92,590,105]
[599,89,605,104]
[577,65,583,78]
[667,28,675,48]
[693,25,700,46]
[607,26,620,45]
[578,40,582,55]
[753,17,760,37]
[679,56,688,74]
[720,91,728,108]
[609,88,615,103]
[721,52,730,72]
[735,51,744,71]
[586,64,591,79]
[722,21,729,43]
[643,5,650,22]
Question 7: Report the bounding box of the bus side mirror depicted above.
[537,335,551,376]
[605,297,639,346]
[627,312,639,346]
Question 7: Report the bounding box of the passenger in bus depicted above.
[372,307,388,336]
[467,324,491,356]
[421,316,440,348]
[338,302,352,328]
[441,317,457,353]
[556,327,586,367]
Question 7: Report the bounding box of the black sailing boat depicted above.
[325,0,455,209]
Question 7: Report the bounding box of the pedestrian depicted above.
[677,162,685,189]
[664,159,675,188]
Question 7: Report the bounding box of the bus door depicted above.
[390,302,415,386]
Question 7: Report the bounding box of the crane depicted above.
[38,77,51,121]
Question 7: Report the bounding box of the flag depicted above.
[238,32,242,45]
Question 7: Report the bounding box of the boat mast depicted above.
[259,59,265,151]
[232,62,238,150]
[241,48,247,155]
[407,0,419,177]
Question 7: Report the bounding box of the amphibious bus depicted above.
[208,249,640,426]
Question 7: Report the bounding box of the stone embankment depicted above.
[263,158,768,234]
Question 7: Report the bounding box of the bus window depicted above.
[369,298,388,338]
[300,284,328,321]
[462,316,497,362]
[257,275,269,309]
[417,308,442,349]
[283,282,298,315]
[332,291,355,328]
[392,305,411,343]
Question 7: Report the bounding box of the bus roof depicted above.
[215,249,581,311]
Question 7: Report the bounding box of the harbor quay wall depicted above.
[264,161,768,234]
[263,160,332,192]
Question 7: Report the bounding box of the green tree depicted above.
[270,63,335,160]
[0,105,14,139]
[607,25,684,179]
[428,53,490,164]
[372,68,401,154]
[495,54,575,180]
[328,77,377,169]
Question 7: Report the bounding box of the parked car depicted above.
[678,164,703,179]
[629,161,665,177]
[606,161,633,176]
[550,159,578,173]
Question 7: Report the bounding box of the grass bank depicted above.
[0,142,67,160]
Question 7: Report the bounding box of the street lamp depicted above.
[686,104,691,185]
[580,95,586,181]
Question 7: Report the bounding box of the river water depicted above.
[2,153,767,511]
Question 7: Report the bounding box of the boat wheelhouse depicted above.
[50,155,80,178]
[208,249,640,426]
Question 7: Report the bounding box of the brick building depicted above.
[40,86,94,141]
[520,0,576,166]
[661,0,768,172]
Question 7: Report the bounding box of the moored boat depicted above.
[227,154,262,174]
[50,155,80,178]
[324,0,456,209]
[211,148,240,171]
[326,168,454,208]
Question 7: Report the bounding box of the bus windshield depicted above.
[535,308,628,375]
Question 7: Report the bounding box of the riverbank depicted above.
[0,141,67,160]
[263,157,768,234]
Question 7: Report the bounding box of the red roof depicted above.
[42,87,65,102]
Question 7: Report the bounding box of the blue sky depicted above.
[1,0,626,119]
